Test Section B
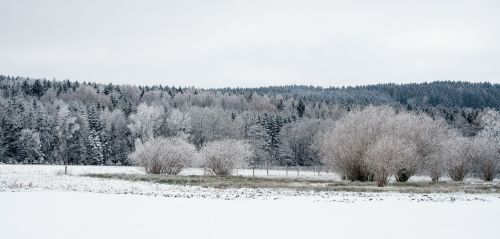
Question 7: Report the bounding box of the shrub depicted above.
[316,106,391,181]
[443,136,473,181]
[129,137,196,175]
[365,135,417,187]
[317,106,449,184]
[470,136,499,181]
[202,139,252,176]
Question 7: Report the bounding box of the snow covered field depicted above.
[0,164,340,179]
[1,165,500,239]
[2,192,500,239]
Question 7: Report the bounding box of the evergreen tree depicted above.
[296,99,305,118]
[87,130,104,165]
[18,129,43,164]
[32,79,44,98]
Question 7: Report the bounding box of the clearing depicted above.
[1,165,500,239]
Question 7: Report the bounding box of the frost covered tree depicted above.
[102,109,130,165]
[129,137,196,175]
[187,107,239,149]
[480,109,500,144]
[246,123,270,167]
[127,103,165,142]
[86,130,103,165]
[201,139,252,176]
[279,119,332,166]
[18,129,43,164]
[296,99,306,118]
[2,75,500,168]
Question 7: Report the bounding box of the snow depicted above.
[1,165,500,238]
[1,191,500,239]
[0,164,341,179]
[1,164,496,202]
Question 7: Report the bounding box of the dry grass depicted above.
[85,173,500,194]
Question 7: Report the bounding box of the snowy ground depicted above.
[2,192,500,239]
[0,164,340,179]
[1,165,500,239]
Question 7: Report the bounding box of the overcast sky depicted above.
[1,0,499,88]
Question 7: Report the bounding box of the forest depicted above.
[0,75,499,182]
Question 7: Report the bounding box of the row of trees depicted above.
[1,76,339,167]
[128,106,499,184]
[317,107,500,186]
[1,76,499,179]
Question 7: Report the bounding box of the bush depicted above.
[365,135,417,187]
[202,139,252,176]
[317,106,449,184]
[471,136,499,181]
[316,106,391,181]
[129,137,196,175]
[443,136,473,181]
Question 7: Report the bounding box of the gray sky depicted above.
[1,0,499,88]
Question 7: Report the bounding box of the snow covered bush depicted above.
[317,106,450,184]
[129,137,196,175]
[364,136,417,187]
[316,106,391,181]
[202,139,252,176]
[470,136,499,181]
[477,110,500,181]
[443,136,473,181]
[388,113,449,182]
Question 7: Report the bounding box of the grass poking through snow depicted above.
[85,173,500,194]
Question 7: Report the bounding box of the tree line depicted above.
[0,75,499,175]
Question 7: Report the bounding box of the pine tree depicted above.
[18,129,43,164]
[296,99,306,118]
[32,79,44,98]
[87,130,104,165]
[277,99,284,111]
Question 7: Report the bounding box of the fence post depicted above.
[297,166,299,176]
[252,168,255,177]
[286,166,288,177]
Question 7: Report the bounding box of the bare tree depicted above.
[129,137,196,175]
[201,139,252,176]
